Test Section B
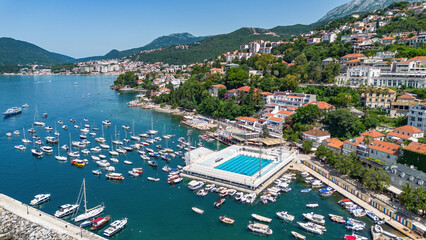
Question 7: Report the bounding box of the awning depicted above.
[387,185,402,195]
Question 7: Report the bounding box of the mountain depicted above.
[319,0,422,22]
[77,33,205,62]
[0,37,74,66]
[131,25,314,65]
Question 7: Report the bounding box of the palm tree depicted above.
[364,135,372,145]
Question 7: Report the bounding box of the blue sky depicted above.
[0,0,350,58]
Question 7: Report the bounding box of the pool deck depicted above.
[0,194,106,240]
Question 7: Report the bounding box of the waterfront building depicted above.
[322,137,343,153]
[408,103,426,133]
[302,129,330,147]
[360,129,385,141]
[269,91,316,110]
[343,136,365,154]
[182,145,295,191]
[368,140,400,165]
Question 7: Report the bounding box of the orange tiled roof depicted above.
[381,36,395,40]
[326,138,343,149]
[342,53,366,58]
[395,125,423,133]
[302,101,335,110]
[264,113,274,117]
[303,129,330,137]
[344,136,365,146]
[361,130,385,138]
[236,116,259,122]
[369,140,400,155]
[268,117,283,122]
[409,56,426,61]
[398,94,415,99]
[387,131,411,140]
[404,142,426,154]
[277,110,293,115]
[260,91,273,95]
[211,84,226,88]
[347,59,361,63]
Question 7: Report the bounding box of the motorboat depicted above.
[99,144,110,149]
[70,118,76,123]
[79,220,92,228]
[103,218,127,237]
[306,203,319,208]
[28,128,36,134]
[62,125,68,130]
[148,160,158,167]
[132,168,143,174]
[128,170,139,177]
[92,169,102,175]
[102,120,111,126]
[110,158,119,163]
[188,180,204,191]
[6,132,12,137]
[71,159,86,167]
[91,155,100,161]
[276,211,295,222]
[90,215,111,230]
[291,231,306,240]
[99,154,106,159]
[3,107,22,116]
[124,160,133,165]
[192,207,204,214]
[31,148,43,157]
[105,166,115,172]
[22,104,29,108]
[96,160,111,167]
[81,149,90,155]
[219,216,235,224]
[297,221,323,235]
[91,146,101,153]
[68,151,80,158]
[106,172,124,180]
[30,194,51,206]
[197,189,208,197]
[109,150,119,156]
[365,210,380,222]
[57,120,63,125]
[61,145,69,151]
[301,188,311,193]
[96,137,106,143]
[247,221,273,235]
[147,177,160,182]
[344,233,368,240]
[72,141,86,148]
[44,126,53,132]
[329,214,346,224]
[162,165,171,172]
[252,214,272,223]
[214,198,225,208]
[235,192,243,201]
[54,204,79,218]
[303,212,325,225]
[15,145,26,151]
[42,113,48,118]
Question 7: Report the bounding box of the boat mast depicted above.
[83,178,87,213]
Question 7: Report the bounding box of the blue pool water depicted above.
[215,155,272,176]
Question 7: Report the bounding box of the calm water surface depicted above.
[0,75,391,239]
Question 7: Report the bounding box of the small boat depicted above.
[79,220,92,228]
[30,193,51,206]
[297,221,323,235]
[105,166,115,172]
[301,188,311,193]
[92,169,102,175]
[276,211,295,222]
[14,145,26,151]
[188,180,204,191]
[102,120,111,126]
[103,218,127,237]
[329,214,346,224]
[124,160,133,165]
[291,231,306,240]
[148,160,158,167]
[62,125,68,130]
[344,233,368,240]
[110,158,119,163]
[31,148,43,157]
[99,154,106,159]
[252,214,272,223]
[54,204,79,218]
[128,170,139,177]
[306,203,319,208]
[81,149,90,155]
[91,215,111,230]
[192,207,204,214]
[219,216,235,224]
[3,107,22,116]
[132,168,143,174]
[42,113,48,118]
[247,221,273,235]
[91,146,101,153]
[147,177,160,182]
[57,120,63,125]
[61,145,69,151]
[197,189,208,197]
[6,132,12,137]
[303,212,325,225]
[214,198,225,208]
[106,172,124,180]
[22,104,29,108]
[71,159,86,167]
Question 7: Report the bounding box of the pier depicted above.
[0,194,106,240]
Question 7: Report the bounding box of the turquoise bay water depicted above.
[0,75,385,239]
[215,155,272,176]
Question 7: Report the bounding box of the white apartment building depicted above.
[269,92,317,109]
[346,66,381,86]
[408,104,426,133]
[322,33,337,42]
[373,72,426,89]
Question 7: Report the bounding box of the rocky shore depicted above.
[0,207,73,240]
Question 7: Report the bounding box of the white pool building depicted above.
[182,145,295,191]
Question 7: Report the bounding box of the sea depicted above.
[0,75,401,240]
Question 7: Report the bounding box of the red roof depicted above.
[342,53,366,59]
[381,36,395,40]
[344,136,365,146]
[268,117,283,122]
[409,56,426,61]
[277,110,293,115]
[264,113,274,117]
[236,116,259,122]
[302,101,335,110]
[398,94,415,99]
[347,59,361,63]
[211,84,226,88]
[325,138,344,149]
[404,142,426,154]
[260,91,273,95]
[387,131,411,140]
[361,130,385,138]
[395,125,423,134]
[369,140,400,155]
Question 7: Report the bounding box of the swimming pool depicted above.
[214,155,273,176]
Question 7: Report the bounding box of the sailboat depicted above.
[22,127,31,144]
[95,124,106,143]
[55,138,67,161]
[74,179,105,222]
[130,120,140,141]
[33,105,45,127]
[55,179,84,218]
[112,126,123,145]
[147,117,158,135]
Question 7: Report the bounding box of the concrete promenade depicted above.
[0,194,106,240]
[295,162,424,240]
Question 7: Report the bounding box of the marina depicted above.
[0,75,415,240]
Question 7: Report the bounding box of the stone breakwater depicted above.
[0,194,106,240]
[0,207,73,240]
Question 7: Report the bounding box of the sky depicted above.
[0,0,350,59]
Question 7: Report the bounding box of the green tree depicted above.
[302,140,314,153]
[279,74,299,91]
[262,124,270,138]
[324,109,363,139]
[114,71,139,88]
[255,54,274,71]
[225,67,249,89]
[292,104,321,125]
[362,114,380,130]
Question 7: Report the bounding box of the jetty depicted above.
[0,194,106,240]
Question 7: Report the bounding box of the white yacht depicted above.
[297,222,323,235]
[247,222,273,235]
[30,194,51,206]
[276,211,295,222]
[303,212,325,225]
[103,218,127,237]
[73,179,105,222]
[54,204,79,218]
